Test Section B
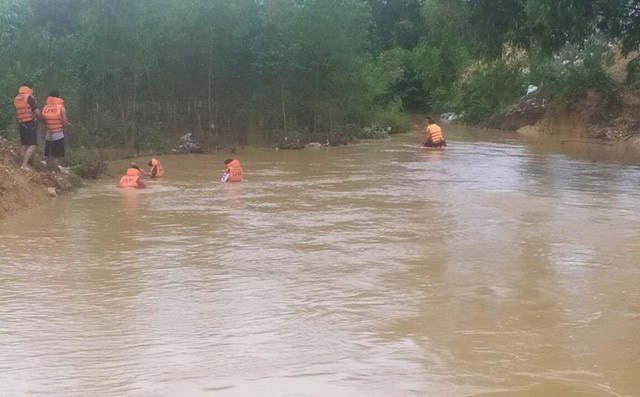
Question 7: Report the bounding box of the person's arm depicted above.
[61,107,69,127]
[422,126,431,143]
[28,96,41,120]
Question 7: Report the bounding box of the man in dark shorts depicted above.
[42,90,68,172]
[13,82,41,169]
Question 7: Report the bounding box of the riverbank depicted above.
[486,89,640,148]
[0,138,76,221]
[484,49,640,147]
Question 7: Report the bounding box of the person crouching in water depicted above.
[222,158,244,182]
[118,163,146,189]
[423,116,447,148]
[42,90,69,171]
[148,158,164,178]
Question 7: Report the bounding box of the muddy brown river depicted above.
[1,128,639,396]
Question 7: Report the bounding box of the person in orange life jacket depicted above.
[41,90,69,172]
[118,163,146,189]
[222,158,244,182]
[13,82,41,169]
[148,158,164,178]
[422,116,447,148]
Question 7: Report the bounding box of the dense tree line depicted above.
[1,0,389,149]
[413,0,640,121]
[1,0,640,149]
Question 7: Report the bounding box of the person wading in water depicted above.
[422,116,447,148]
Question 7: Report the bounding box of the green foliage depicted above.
[529,46,615,106]
[597,1,640,55]
[374,100,411,134]
[415,0,640,122]
[67,173,85,188]
[453,60,525,123]
[1,0,379,147]
[62,151,107,179]
[423,0,524,58]
[368,0,425,51]
[411,40,472,111]
[355,124,390,140]
[2,0,640,142]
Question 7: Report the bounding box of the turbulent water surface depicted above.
[1,128,639,396]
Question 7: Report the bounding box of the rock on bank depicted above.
[0,138,74,221]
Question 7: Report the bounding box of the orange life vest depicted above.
[226,160,244,182]
[150,158,164,178]
[42,97,65,133]
[427,124,444,143]
[118,168,145,189]
[14,86,36,123]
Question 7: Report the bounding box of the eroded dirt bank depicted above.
[0,138,74,221]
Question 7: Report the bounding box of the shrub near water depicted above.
[374,100,411,134]
[453,60,525,124]
[62,152,107,179]
[529,49,615,107]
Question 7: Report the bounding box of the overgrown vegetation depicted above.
[2,0,640,147]
[528,46,616,107]
[417,0,640,122]
[0,0,414,151]
[61,152,107,179]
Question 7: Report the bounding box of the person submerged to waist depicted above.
[222,158,244,182]
[423,116,447,147]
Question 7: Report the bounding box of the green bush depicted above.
[453,60,525,123]
[411,40,471,112]
[62,151,107,179]
[374,100,411,134]
[136,124,174,155]
[354,124,390,140]
[67,173,85,188]
[529,47,615,106]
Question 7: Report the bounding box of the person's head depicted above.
[224,158,233,165]
[130,162,140,171]
[49,90,60,98]
[23,81,34,89]
[426,116,435,125]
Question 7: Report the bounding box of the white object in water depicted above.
[526,85,538,95]
[221,173,229,182]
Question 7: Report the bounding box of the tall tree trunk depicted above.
[313,65,320,134]
[94,102,99,138]
[208,46,213,134]
[132,71,138,154]
[172,84,179,137]
[280,77,287,134]
[118,77,128,147]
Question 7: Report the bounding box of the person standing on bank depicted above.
[13,82,41,169]
[41,90,68,172]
